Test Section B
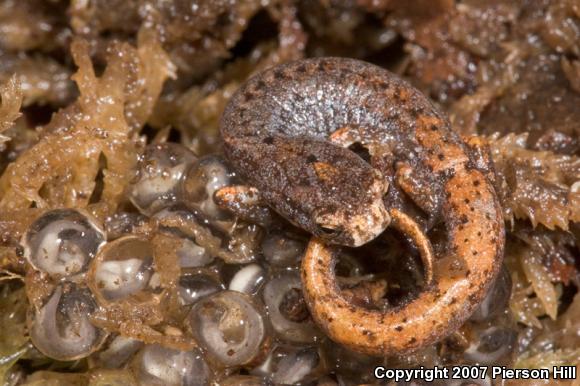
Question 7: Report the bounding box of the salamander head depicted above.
[267,139,391,247]
[311,173,391,246]
[225,136,391,247]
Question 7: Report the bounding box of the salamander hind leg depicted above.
[463,135,498,187]
[395,161,443,219]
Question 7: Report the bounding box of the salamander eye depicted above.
[314,212,344,239]
[319,226,338,235]
[317,224,342,238]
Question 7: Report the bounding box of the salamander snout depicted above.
[313,176,390,247]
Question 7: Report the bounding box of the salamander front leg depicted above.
[214,185,274,226]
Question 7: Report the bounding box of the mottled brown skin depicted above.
[220,57,505,356]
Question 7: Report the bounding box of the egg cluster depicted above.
[19,142,518,385]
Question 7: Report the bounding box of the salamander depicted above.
[219,57,505,355]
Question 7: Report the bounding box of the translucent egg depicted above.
[22,209,105,278]
[189,290,268,367]
[89,236,155,301]
[179,272,224,306]
[180,154,237,223]
[228,263,265,295]
[262,272,321,343]
[29,284,107,361]
[261,231,305,268]
[133,344,210,386]
[130,143,197,215]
